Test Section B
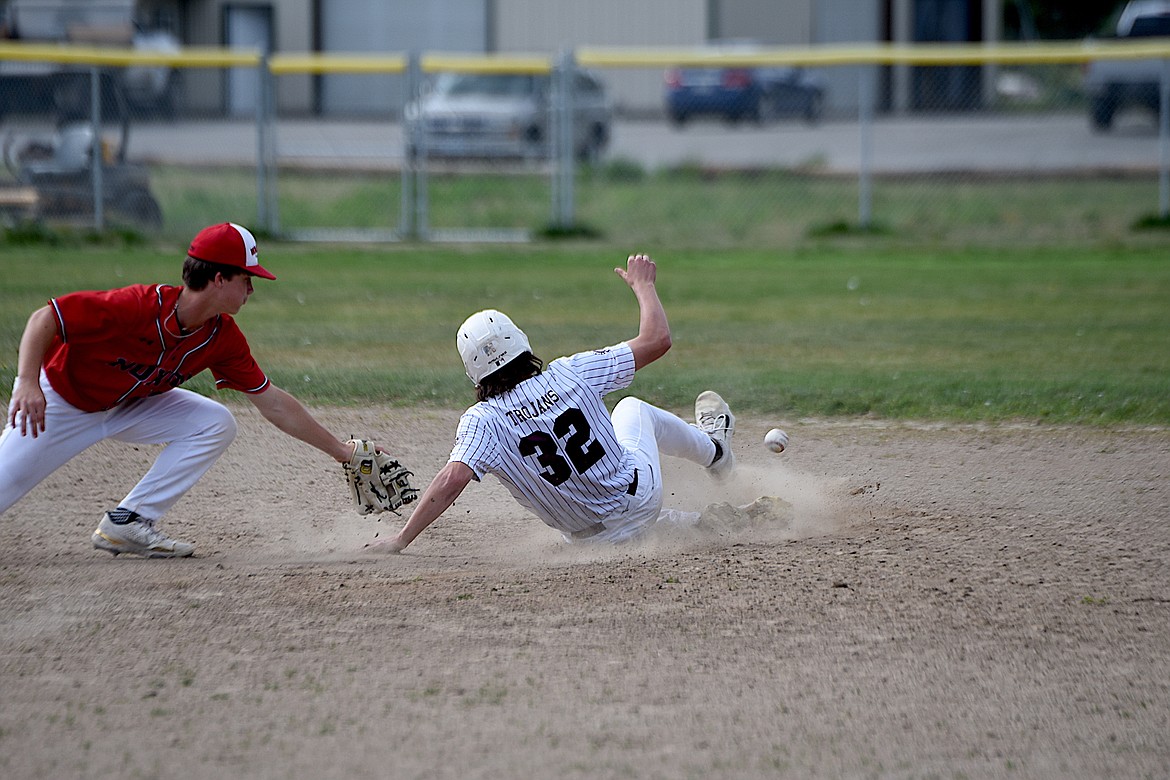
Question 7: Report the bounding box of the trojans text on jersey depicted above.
[505,390,560,425]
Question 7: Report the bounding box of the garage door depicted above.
[226,4,273,117]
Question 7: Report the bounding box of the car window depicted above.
[574,72,602,97]
[442,73,538,97]
[677,69,723,86]
[1128,13,1170,36]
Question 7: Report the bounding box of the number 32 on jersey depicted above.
[518,407,606,486]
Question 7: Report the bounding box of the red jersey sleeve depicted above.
[208,316,270,394]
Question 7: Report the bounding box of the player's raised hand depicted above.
[617,253,670,370]
[615,253,657,288]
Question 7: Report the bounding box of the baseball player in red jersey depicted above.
[370,253,735,552]
[1,222,373,558]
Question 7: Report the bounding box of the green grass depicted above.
[136,163,1170,249]
[2,241,1168,425]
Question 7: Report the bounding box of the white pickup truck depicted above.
[1084,0,1170,131]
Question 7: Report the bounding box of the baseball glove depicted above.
[344,439,419,515]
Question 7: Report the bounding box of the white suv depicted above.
[405,70,612,161]
[1084,0,1170,131]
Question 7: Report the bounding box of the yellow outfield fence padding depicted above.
[419,53,552,74]
[268,52,552,75]
[268,53,406,75]
[577,40,1170,69]
[0,42,261,68]
[4,39,1170,75]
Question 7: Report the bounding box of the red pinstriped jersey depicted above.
[44,284,268,412]
[449,343,638,534]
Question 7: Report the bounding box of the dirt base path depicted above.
[2,407,1168,779]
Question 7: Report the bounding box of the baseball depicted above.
[764,428,789,453]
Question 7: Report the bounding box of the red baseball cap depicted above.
[188,222,276,280]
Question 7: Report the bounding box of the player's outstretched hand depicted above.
[364,536,406,554]
[614,253,657,289]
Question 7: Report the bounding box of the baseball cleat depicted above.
[91,512,195,558]
[695,390,736,479]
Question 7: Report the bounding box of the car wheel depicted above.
[1090,93,1116,133]
[804,92,824,124]
[760,90,784,123]
[576,122,609,162]
[669,111,687,128]
[748,97,764,125]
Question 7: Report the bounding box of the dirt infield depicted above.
[2,406,1168,779]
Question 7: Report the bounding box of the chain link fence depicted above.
[3,39,1169,247]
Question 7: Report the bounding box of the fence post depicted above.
[400,52,415,240]
[256,53,278,234]
[1160,58,1169,219]
[403,51,426,240]
[552,49,575,229]
[857,64,874,230]
[89,67,104,231]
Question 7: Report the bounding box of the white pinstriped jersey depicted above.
[449,343,638,534]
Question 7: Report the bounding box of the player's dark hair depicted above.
[476,353,543,402]
[183,256,247,290]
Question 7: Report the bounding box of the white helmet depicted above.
[457,309,532,384]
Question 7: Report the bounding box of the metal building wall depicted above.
[494,0,706,116]
[318,0,486,115]
[813,0,882,115]
[712,0,813,44]
[174,0,1002,117]
[182,0,314,115]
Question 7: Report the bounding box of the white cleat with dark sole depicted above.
[695,390,736,480]
[92,512,195,558]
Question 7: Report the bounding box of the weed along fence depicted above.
[3,39,1170,246]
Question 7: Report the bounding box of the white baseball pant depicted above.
[579,395,717,544]
[0,371,237,520]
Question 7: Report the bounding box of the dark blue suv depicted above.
[664,63,825,127]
